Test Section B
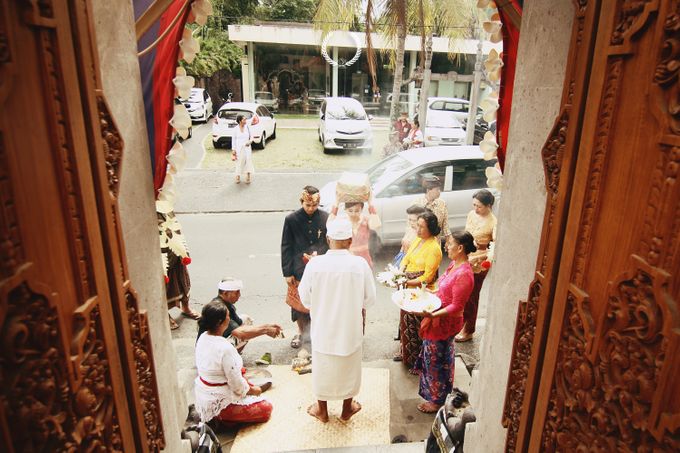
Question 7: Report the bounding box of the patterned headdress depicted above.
[300,188,320,204]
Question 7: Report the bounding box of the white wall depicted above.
[91,2,190,452]
[464,1,574,451]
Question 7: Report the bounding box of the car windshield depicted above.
[429,100,469,113]
[327,105,367,120]
[217,109,253,120]
[187,91,202,102]
[367,154,412,185]
[255,92,273,100]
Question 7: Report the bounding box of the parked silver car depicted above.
[319,146,499,246]
[181,87,213,123]
[254,91,279,112]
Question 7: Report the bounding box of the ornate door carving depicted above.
[0,1,164,451]
[503,1,680,451]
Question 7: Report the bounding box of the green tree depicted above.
[257,0,318,21]
[181,30,243,78]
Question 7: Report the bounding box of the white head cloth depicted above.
[218,278,243,291]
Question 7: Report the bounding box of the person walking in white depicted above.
[232,114,255,184]
[298,218,376,422]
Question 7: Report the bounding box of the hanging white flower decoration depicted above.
[486,164,503,190]
[190,0,213,26]
[480,91,500,122]
[179,27,200,63]
[480,131,499,160]
[485,48,503,83]
[167,141,187,175]
[158,173,177,205]
[173,67,195,100]
[160,251,169,279]
[483,13,503,44]
[169,103,192,139]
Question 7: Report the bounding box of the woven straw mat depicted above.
[231,365,390,452]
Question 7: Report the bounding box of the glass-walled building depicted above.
[228,23,499,116]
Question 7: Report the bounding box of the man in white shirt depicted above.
[298,218,376,423]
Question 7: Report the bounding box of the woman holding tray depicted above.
[395,210,443,370]
[413,231,475,413]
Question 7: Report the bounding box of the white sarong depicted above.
[312,348,362,401]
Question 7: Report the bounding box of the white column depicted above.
[240,54,250,102]
[465,39,483,145]
[332,47,339,97]
[247,41,255,101]
[408,50,417,118]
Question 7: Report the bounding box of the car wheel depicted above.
[257,132,266,150]
[187,127,193,139]
[271,126,277,140]
[318,129,322,143]
[213,140,220,149]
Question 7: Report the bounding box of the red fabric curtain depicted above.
[496,1,522,171]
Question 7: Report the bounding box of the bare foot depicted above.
[307,403,329,423]
[340,400,362,421]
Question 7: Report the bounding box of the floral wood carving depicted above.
[39,29,95,301]
[653,4,680,135]
[97,94,123,197]
[611,0,659,46]
[541,256,680,451]
[125,287,166,451]
[540,109,569,274]
[0,132,24,280]
[20,0,56,27]
[0,274,123,451]
[502,278,541,453]
[572,59,623,286]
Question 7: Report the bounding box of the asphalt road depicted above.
[182,122,212,169]
[172,210,403,370]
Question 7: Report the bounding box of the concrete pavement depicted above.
[170,172,486,451]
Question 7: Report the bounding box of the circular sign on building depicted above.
[321,31,362,68]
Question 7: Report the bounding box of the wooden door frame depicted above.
[501,1,601,451]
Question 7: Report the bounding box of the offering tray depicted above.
[391,288,441,313]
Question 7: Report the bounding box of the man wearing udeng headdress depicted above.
[281,185,329,349]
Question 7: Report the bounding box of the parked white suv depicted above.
[212,102,277,149]
[318,97,373,153]
[421,97,473,147]
[181,88,213,123]
[319,146,499,246]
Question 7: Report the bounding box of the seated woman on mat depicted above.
[194,300,273,427]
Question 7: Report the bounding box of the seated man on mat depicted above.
[197,278,282,353]
[298,219,376,422]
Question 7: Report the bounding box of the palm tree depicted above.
[379,0,408,128]
[378,0,476,129]
[414,0,477,127]
[314,0,477,129]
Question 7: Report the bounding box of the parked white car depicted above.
[422,97,473,147]
[254,91,279,112]
[181,88,213,123]
[319,146,499,246]
[212,102,277,149]
[318,97,373,153]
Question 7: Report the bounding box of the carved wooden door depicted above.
[0,1,164,451]
[502,1,680,451]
